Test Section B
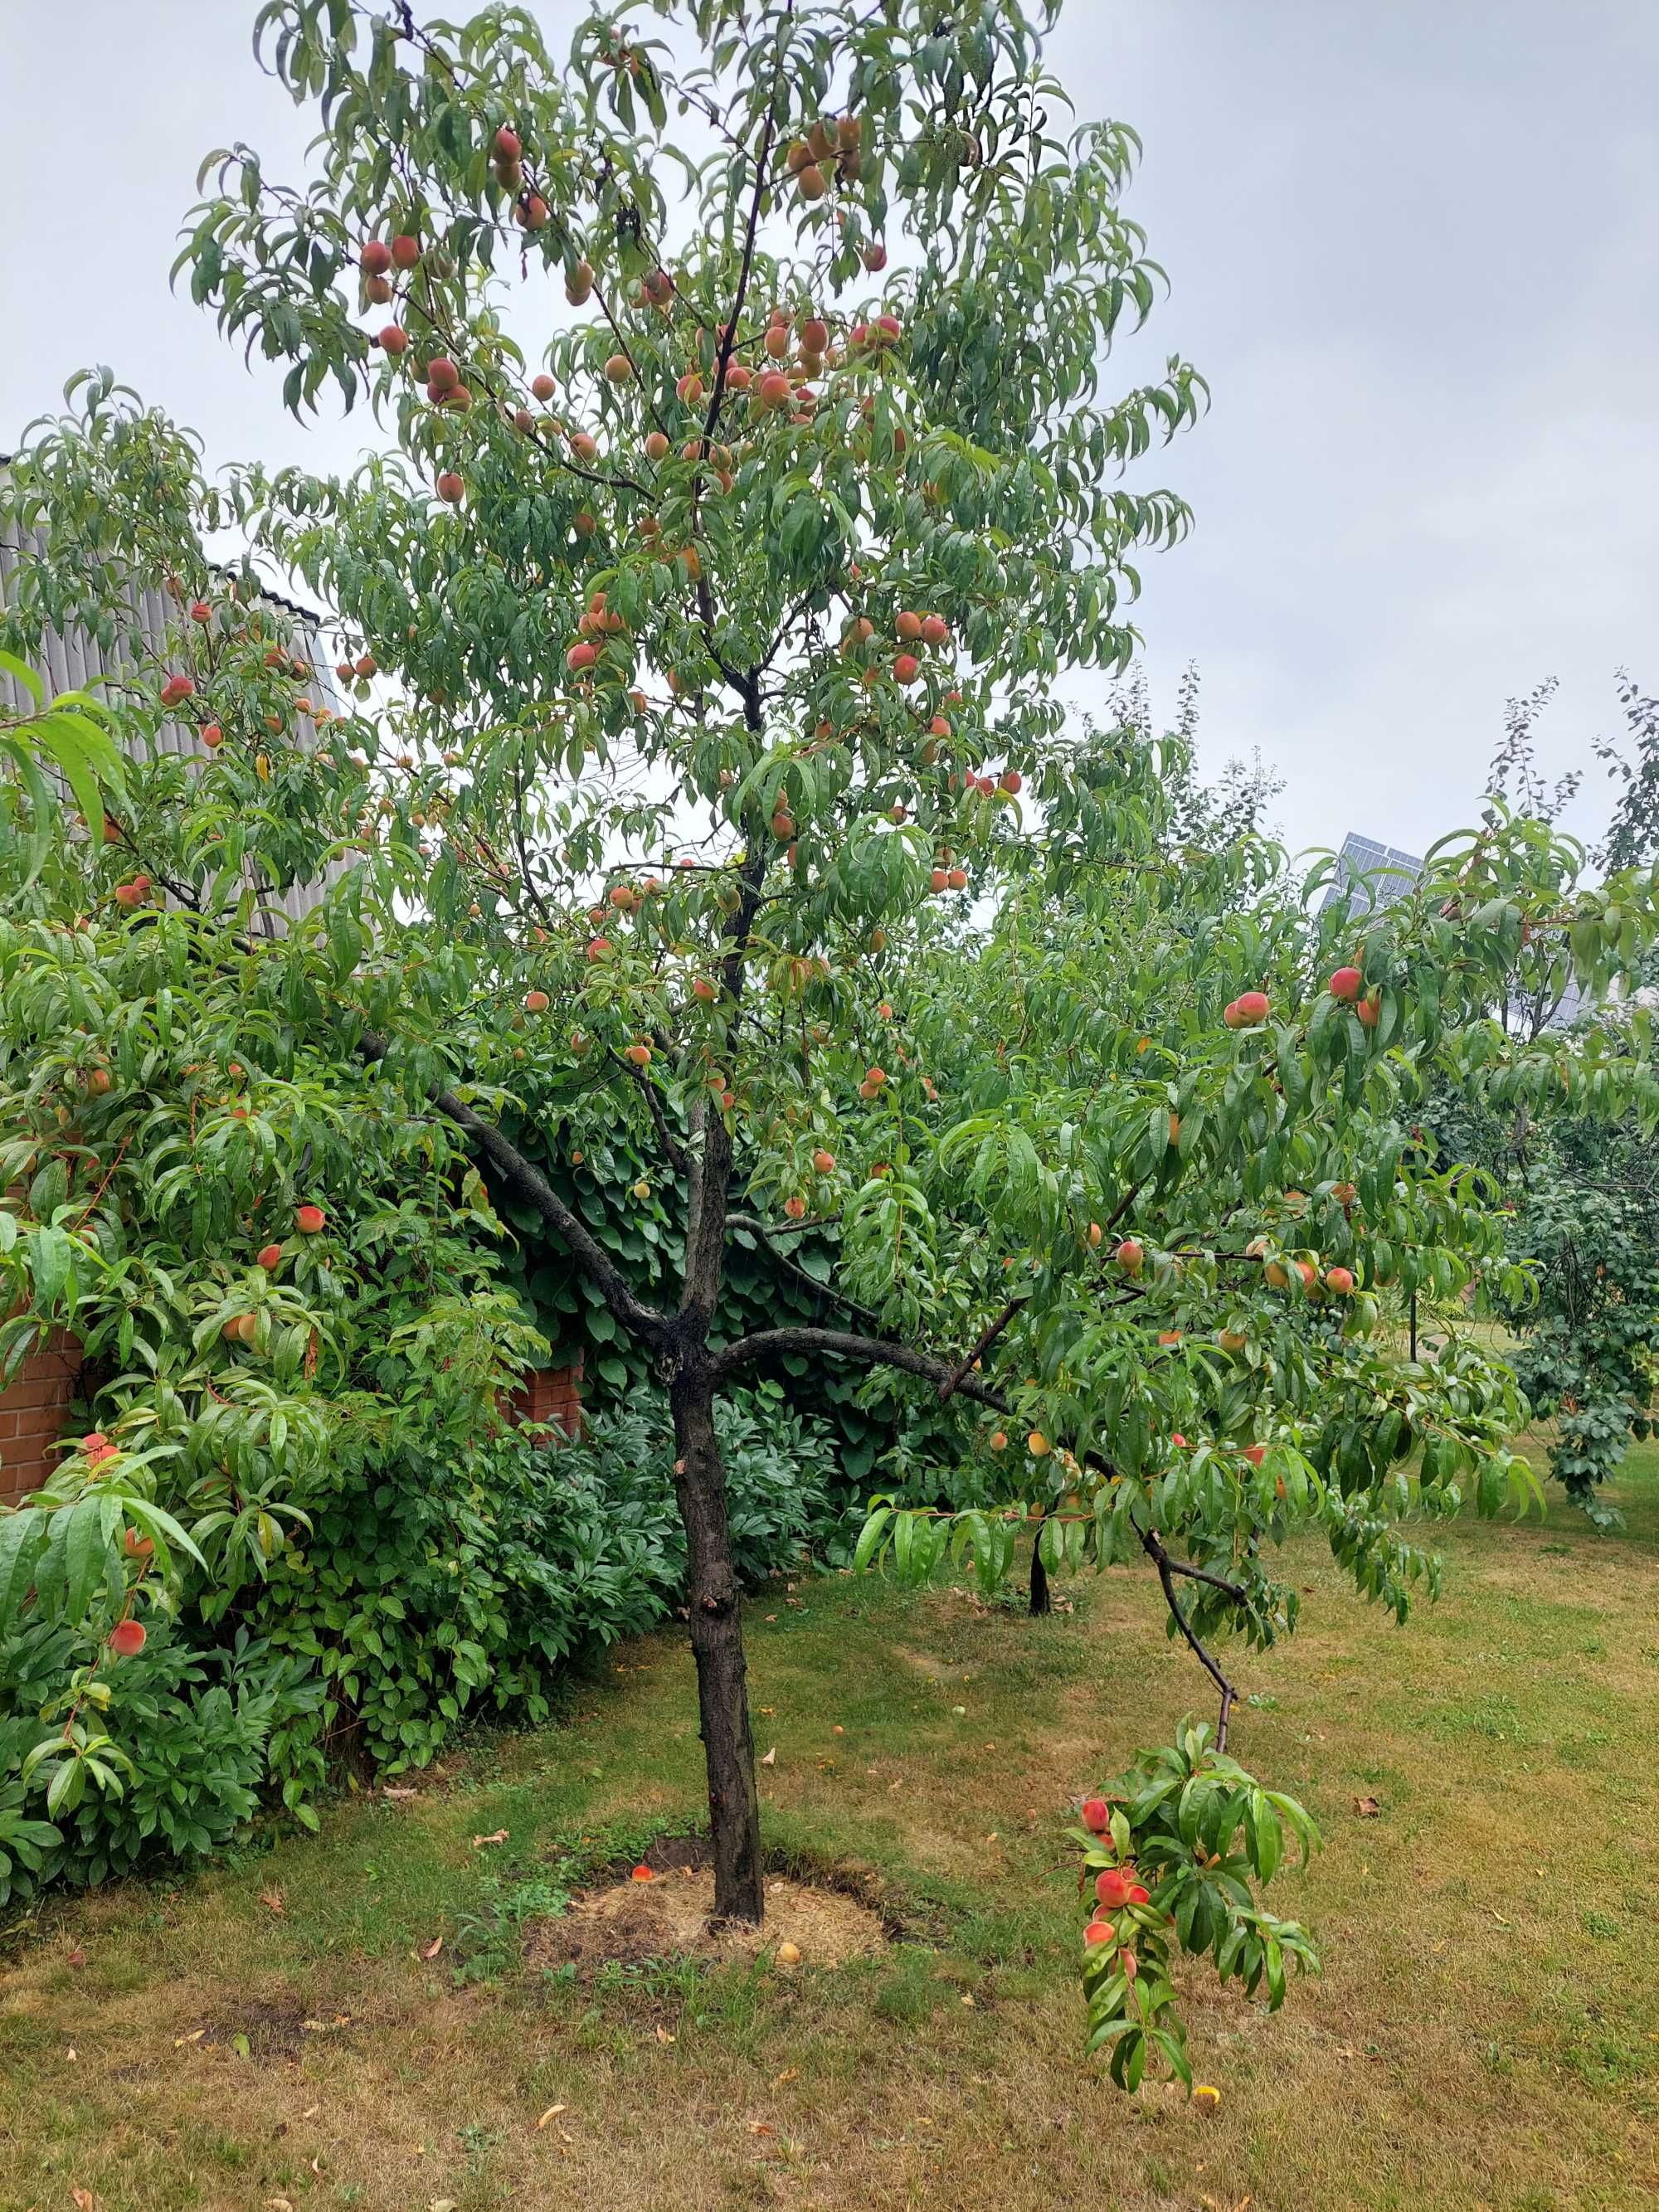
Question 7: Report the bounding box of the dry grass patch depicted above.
[2,1443,1657,2210]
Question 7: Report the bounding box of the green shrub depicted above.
[243,1381,854,1790]
[0,1382,852,1905]
[0,1618,321,1905]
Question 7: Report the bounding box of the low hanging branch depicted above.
[1140,1524,1238,1750]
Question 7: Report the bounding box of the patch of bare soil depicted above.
[527,1839,888,1976]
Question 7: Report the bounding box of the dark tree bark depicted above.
[669,1359,765,1922]
[1029,1531,1053,1616]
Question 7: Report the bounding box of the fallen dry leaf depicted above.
[421,1934,444,1960]
[536,2104,567,2130]
[759,1745,776,1766]
[300,2105,320,2120]
[1352,1796,1381,1818]
[267,2199,296,2210]
[961,1994,975,2008]
[67,1947,87,1969]
[654,2025,676,2044]
[749,2121,776,2137]
[173,2028,207,2048]
[72,2191,95,2211]
[471,1827,508,1849]
[772,2067,799,2087]
[260,1887,286,1913]
[382,1785,417,1800]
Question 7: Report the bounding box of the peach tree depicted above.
[146,0,1659,2073]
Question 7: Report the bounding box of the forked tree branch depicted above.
[937,1296,1026,1403]
[356,1028,667,1344]
[713,1325,1014,1415]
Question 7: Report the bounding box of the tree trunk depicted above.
[669,1364,765,1923]
[1029,1511,1053,1616]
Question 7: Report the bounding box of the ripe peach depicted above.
[1243,1443,1267,1466]
[436,471,465,503]
[796,163,827,199]
[893,653,921,683]
[109,1619,147,1657]
[625,1042,653,1067]
[518,195,549,230]
[201,722,223,748]
[1083,1922,1114,1947]
[1114,1238,1144,1276]
[524,989,550,1014]
[160,674,195,707]
[921,613,948,646]
[811,1148,835,1174]
[603,352,634,382]
[1087,1222,1103,1247]
[567,642,598,673]
[390,234,421,269]
[1357,993,1382,1028]
[1081,1796,1111,1833]
[361,241,392,276]
[1028,1432,1052,1457]
[783,1195,807,1220]
[1233,989,1270,1024]
[1329,965,1363,1001]
[494,125,522,161]
[946,867,967,891]
[586,937,611,960]
[295,1203,326,1234]
[862,241,888,272]
[1096,1867,1133,1907]
[999,770,1022,795]
[256,1242,282,1271]
[1325,1265,1355,1295]
[377,323,409,356]
[123,1528,153,1562]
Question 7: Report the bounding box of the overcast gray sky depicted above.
[2,1,1653,858]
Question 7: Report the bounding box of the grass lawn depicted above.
[2,1446,1657,2212]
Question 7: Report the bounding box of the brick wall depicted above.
[0,1330,84,1507]
[508,1361,583,1441]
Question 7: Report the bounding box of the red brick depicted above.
[507,1361,583,1442]
[0,1333,83,1506]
